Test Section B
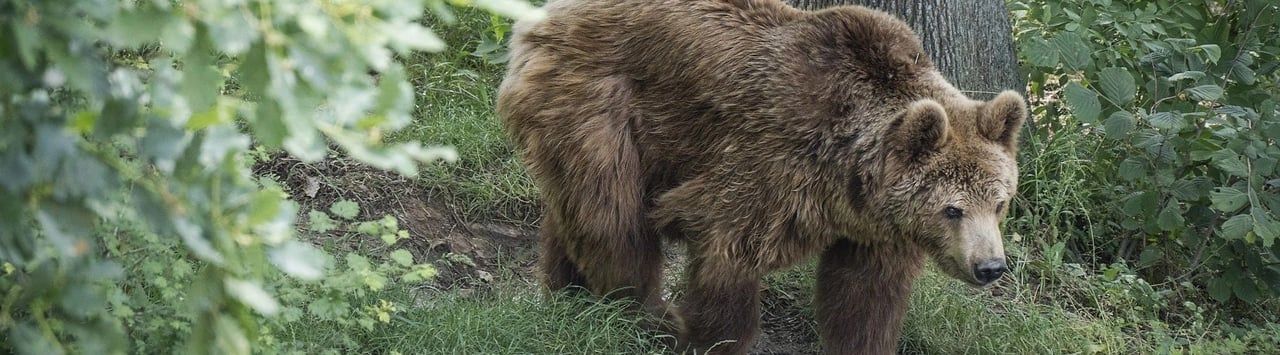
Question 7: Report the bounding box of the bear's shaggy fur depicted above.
[497,0,1028,354]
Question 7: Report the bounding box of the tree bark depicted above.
[787,0,1023,100]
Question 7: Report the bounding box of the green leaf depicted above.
[471,0,548,21]
[11,324,62,355]
[308,210,337,233]
[1252,207,1279,246]
[1168,71,1205,82]
[50,40,112,96]
[388,24,446,53]
[213,315,251,355]
[182,29,222,114]
[1051,32,1092,70]
[1207,276,1234,302]
[140,119,192,173]
[250,101,288,144]
[1099,67,1136,106]
[308,297,348,320]
[269,241,327,281]
[173,216,226,265]
[1023,37,1060,68]
[0,149,35,193]
[1191,44,1221,64]
[362,271,388,291]
[374,66,415,128]
[207,11,259,55]
[224,278,280,316]
[1232,59,1257,85]
[53,153,112,200]
[1211,187,1249,213]
[1221,214,1253,240]
[1137,247,1163,268]
[108,7,171,47]
[330,200,360,220]
[1185,84,1224,101]
[390,249,414,267]
[60,281,108,318]
[247,189,284,225]
[1104,111,1135,139]
[1119,157,1148,181]
[70,110,97,134]
[160,16,196,55]
[1234,280,1260,304]
[1123,191,1158,217]
[1156,200,1184,231]
[1146,111,1185,132]
[381,230,406,246]
[10,22,40,69]
[1063,82,1101,123]
[188,101,234,130]
[1211,149,1250,177]
[1170,178,1211,201]
[199,125,251,170]
[356,221,381,236]
[346,253,372,272]
[98,98,142,138]
[403,264,440,283]
[36,202,95,257]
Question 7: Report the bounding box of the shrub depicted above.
[0,0,540,353]
[1009,0,1280,304]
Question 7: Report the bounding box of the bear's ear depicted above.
[891,99,950,163]
[981,90,1028,152]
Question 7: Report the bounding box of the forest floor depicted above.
[258,153,822,354]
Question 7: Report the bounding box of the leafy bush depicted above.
[0,0,540,353]
[1009,0,1280,304]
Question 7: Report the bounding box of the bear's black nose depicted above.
[974,259,1007,284]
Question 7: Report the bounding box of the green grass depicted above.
[762,261,1135,354]
[389,8,538,222]
[901,269,1129,354]
[271,285,669,354]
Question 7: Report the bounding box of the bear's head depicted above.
[880,90,1027,286]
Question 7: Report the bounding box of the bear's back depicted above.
[500,0,961,191]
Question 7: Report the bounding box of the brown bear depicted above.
[496,0,1027,354]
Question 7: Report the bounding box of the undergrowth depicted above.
[389,8,539,223]
[270,284,669,354]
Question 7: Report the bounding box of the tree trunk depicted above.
[787,0,1023,100]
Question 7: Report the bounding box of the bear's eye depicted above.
[943,206,964,219]
[995,201,1006,214]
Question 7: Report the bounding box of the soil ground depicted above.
[257,155,820,354]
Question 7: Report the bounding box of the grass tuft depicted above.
[391,8,540,222]
[273,286,669,354]
[901,269,1131,354]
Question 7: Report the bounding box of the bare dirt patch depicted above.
[254,154,538,289]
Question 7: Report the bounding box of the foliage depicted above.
[94,198,438,352]
[1010,0,1280,304]
[0,0,541,353]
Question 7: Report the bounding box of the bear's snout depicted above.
[973,259,1008,285]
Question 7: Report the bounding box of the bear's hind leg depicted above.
[538,101,680,341]
[679,249,762,355]
[815,239,926,355]
[557,148,679,338]
[538,206,590,292]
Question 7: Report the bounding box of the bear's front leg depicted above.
[815,238,926,355]
[679,253,763,355]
